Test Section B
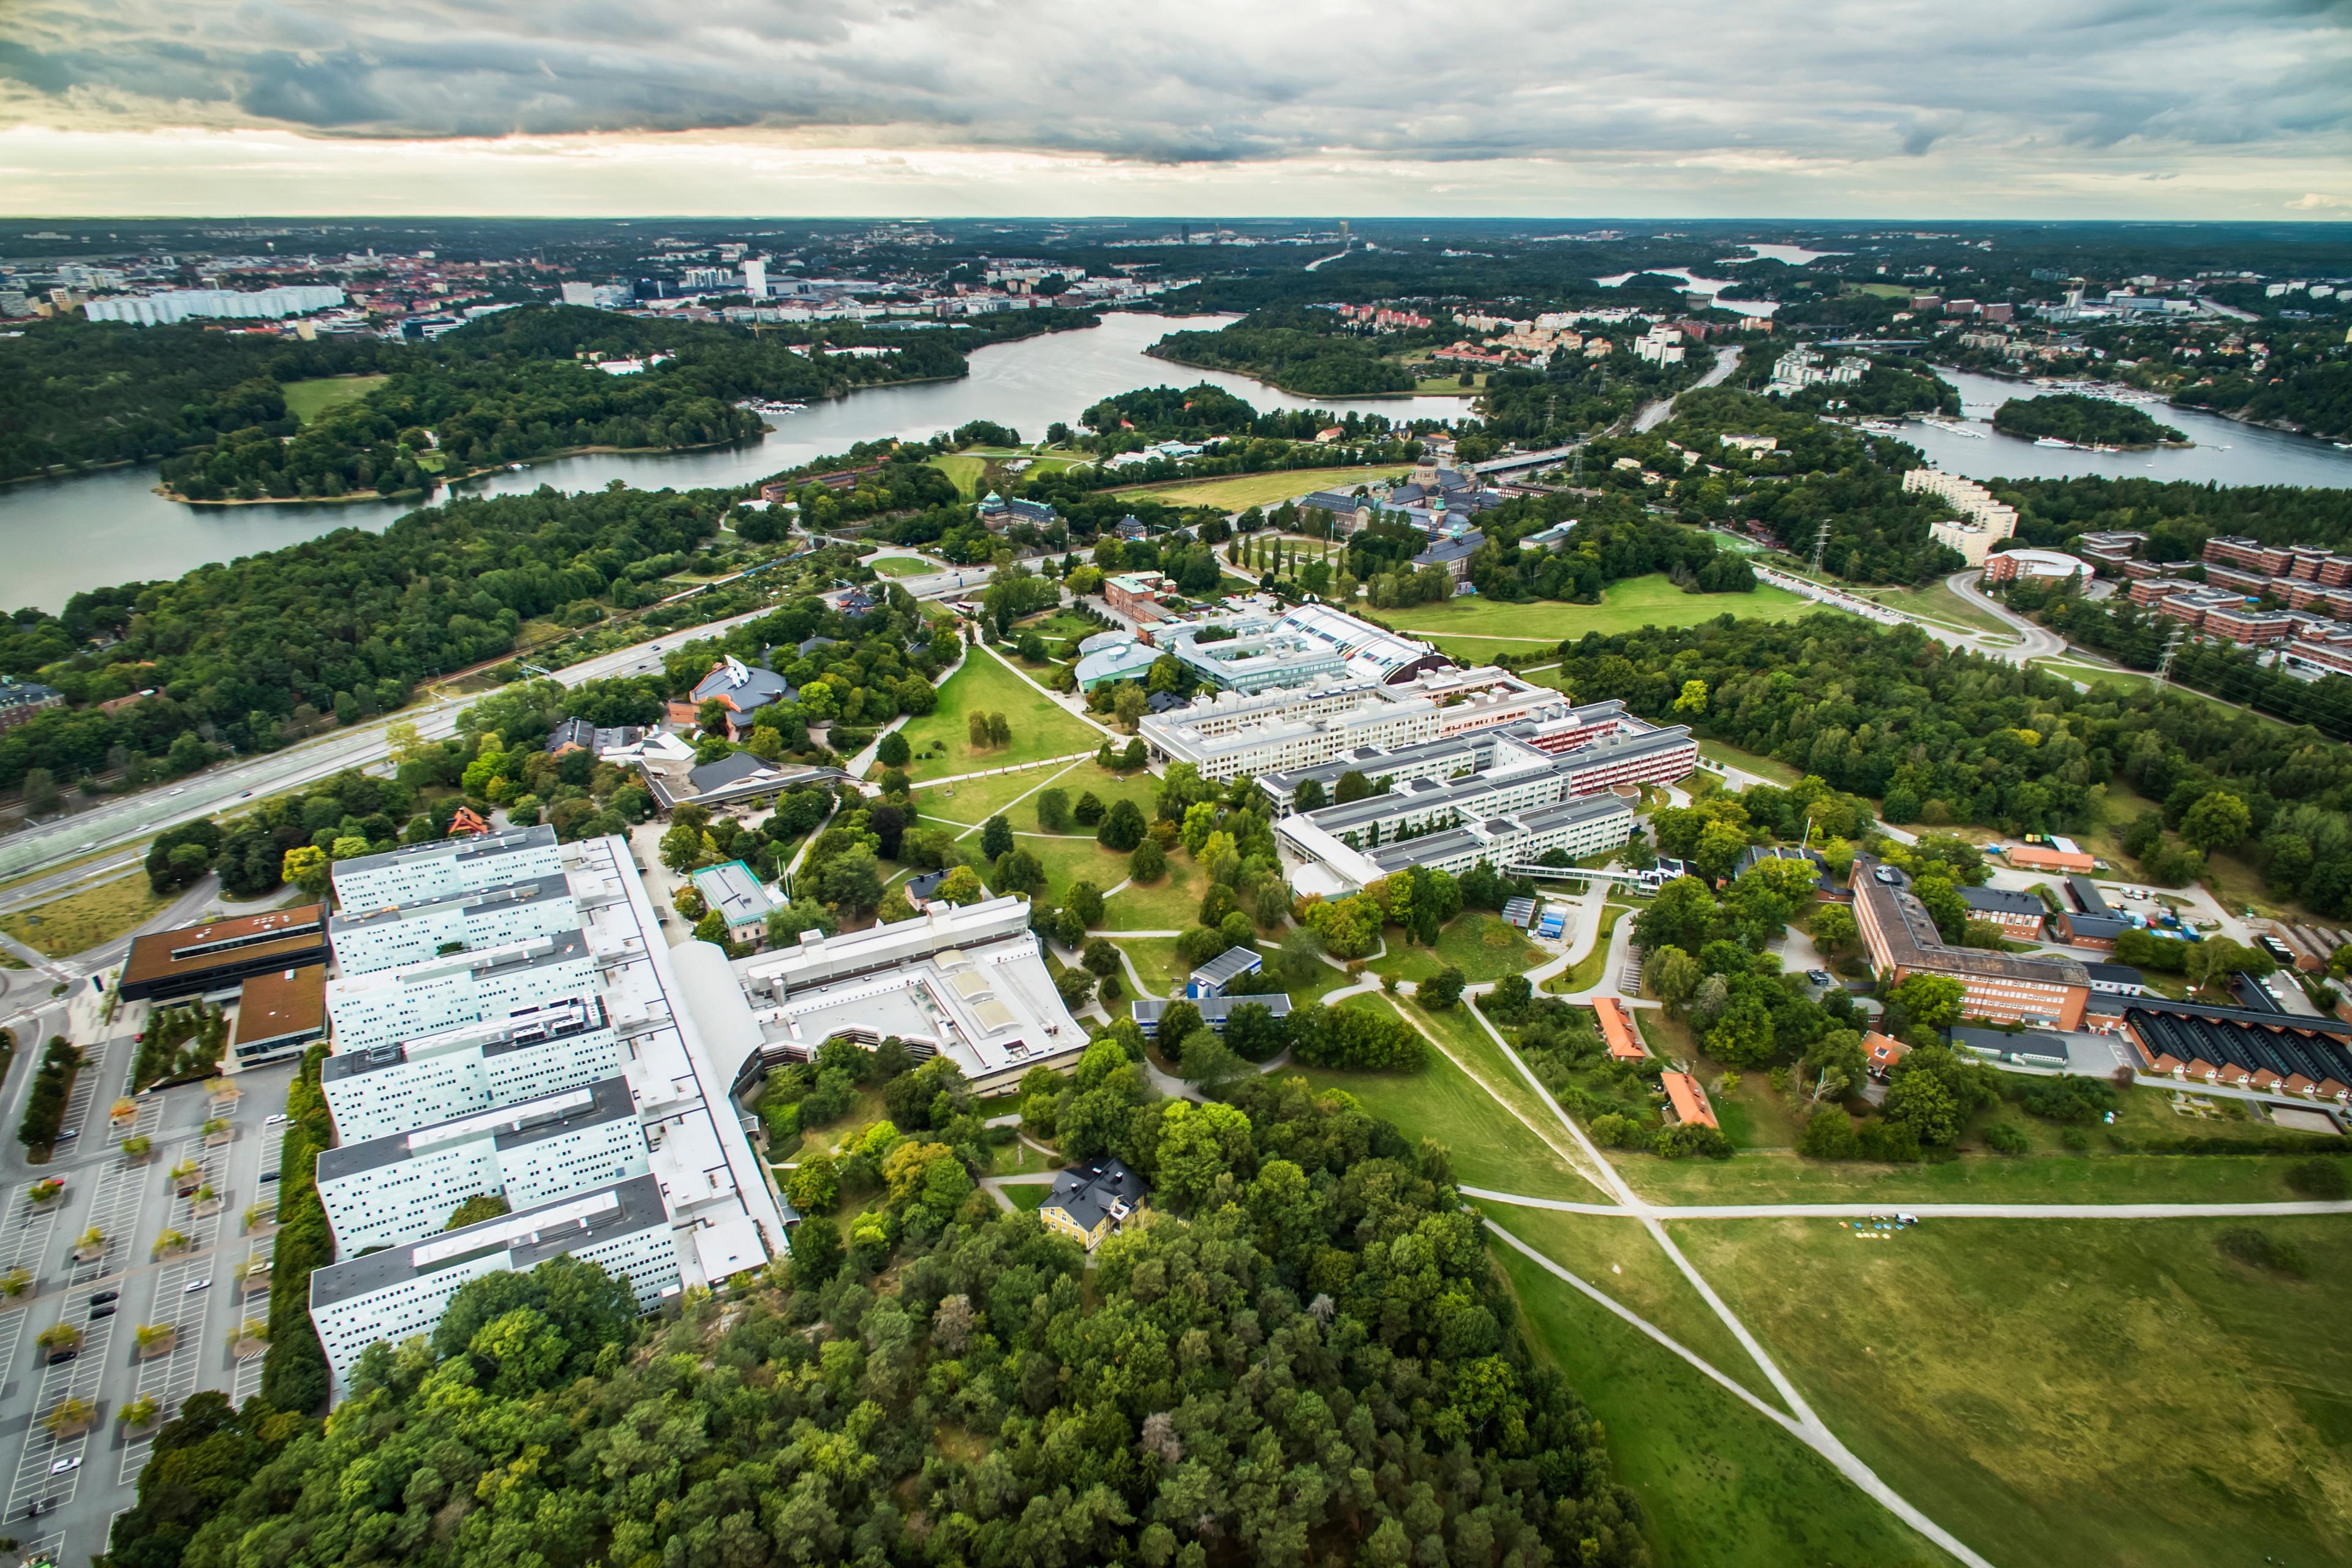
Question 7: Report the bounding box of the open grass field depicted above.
[1610,1142,2350,1207]
[1287,1027,1602,1202]
[1769,568,2016,641]
[1099,854,1210,931]
[1371,911,1546,986]
[1677,1216,2352,1568]
[281,374,388,425]
[1107,466,1410,511]
[1013,609,1101,643]
[1480,1201,1780,1404]
[0,873,174,959]
[1391,575,1818,645]
[1491,1242,1956,1568]
[1696,739,1804,787]
[1386,993,1613,1191]
[866,554,941,578]
[1114,937,1188,998]
[1005,1182,1052,1212]
[891,653,1103,781]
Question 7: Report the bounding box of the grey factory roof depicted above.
[315,1075,637,1182]
[309,1172,671,1310]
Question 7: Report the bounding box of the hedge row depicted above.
[258,1045,333,1412]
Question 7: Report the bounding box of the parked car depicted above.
[184,1278,211,1294]
[45,1349,76,1366]
[88,1291,117,1305]
[50,1456,79,1476]
[88,1305,115,1320]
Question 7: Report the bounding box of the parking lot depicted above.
[0,1028,295,1566]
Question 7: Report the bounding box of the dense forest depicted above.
[1989,394,2184,448]
[148,305,1094,503]
[1150,306,1419,395]
[102,1070,1646,1568]
[1465,342,1710,450]
[2169,326,2352,442]
[1992,475,2352,559]
[1550,613,2352,913]
[0,317,393,480]
[0,303,1095,499]
[0,483,737,790]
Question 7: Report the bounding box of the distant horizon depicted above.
[2,214,2348,232]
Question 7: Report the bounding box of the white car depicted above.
[183,1278,211,1294]
[265,1113,287,1126]
[50,1455,79,1475]
[167,787,186,796]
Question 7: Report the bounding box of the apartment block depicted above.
[325,932,600,1054]
[2203,536,2293,576]
[2075,530,2146,571]
[1902,468,2018,543]
[330,824,564,911]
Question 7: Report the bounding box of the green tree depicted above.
[2180,790,2252,853]
[980,814,1015,860]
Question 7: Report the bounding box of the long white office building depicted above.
[317,1077,646,1253]
[83,285,347,325]
[689,897,1089,1097]
[308,834,785,1390]
[328,876,579,977]
[330,824,566,912]
[325,932,600,1054]
[322,995,620,1141]
[1139,665,1570,782]
[1284,791,1636,894]
[310,1176,692,1385]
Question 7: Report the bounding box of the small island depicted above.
[1992,392,2186,450]
[1151,307,1417,396]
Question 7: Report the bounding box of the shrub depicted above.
[2019,1076,2114,1125]
[2285,1158,2350,1200]
[1129,839,1167,881]
[1419,966,1467,1010]
[2215,1226,2309,1278]
[1654,1121,1733,1159]
[1982,1121,2030,1156]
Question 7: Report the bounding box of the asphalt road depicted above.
[1633,344,1744,433]
[1943,569,2067,665]
[0,1015,299,1568]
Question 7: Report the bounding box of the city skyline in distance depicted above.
[0,0,2346,219]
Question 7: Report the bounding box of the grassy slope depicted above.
[1107,466,1411,511]
[1493,1243,1956,1568]
[867,556,939,578]
[1677,1216,2352,1568]
[1370,911,1546,986]
[0,874,174,958]
[891,653,1102,781]
[281,374,388,426]
[1391,575,1819,644]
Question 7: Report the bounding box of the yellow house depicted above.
[1038,1159,1148,1250]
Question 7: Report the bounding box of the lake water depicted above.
[0,312,1475,612]
[1593,268,1780,318]
[1718,243,1849,268]
[1902,365,2352,489]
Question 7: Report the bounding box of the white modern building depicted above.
[310,1176,695,1386]
[1140,665,1568,783]
[308,833,786,1390]
[317,1077,647,1253]
[322,995,622,1142]
[325,932,600,1054]
[332,825,565,912]
[83,285,347,326]
[1903,467,2019,543]
[712,897,1088,1096]
[327,877,579,977]
[1282,794,1636,893]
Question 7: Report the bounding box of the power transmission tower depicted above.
[1809,518,1830,576]
[2153,624,2184,690]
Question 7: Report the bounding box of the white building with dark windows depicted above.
[307,833,786,1391]
[331,825,565,911]
[327,878,579,977]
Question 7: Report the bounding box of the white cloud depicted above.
[1,0,2346,214]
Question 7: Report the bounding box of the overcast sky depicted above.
[1,0,2346,217]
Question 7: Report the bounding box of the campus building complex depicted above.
[1261,707,1692,894]
[1853,867,2091,1029]
[307,833,785,1390]
[1139,663,1608,783]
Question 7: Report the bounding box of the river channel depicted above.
[4,314,2348,612]
[0,312,1472,613]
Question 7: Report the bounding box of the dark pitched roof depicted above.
[1958,884,2046,917]
[1043,1158,1148,1232]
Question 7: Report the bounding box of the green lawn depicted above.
[1492,1242,1955,1568]
[1770,570,2016,641]
[281,374,388,425]
[1414,634,1572,668]
[1014,610,1101,643]
[1,875,176,959]
[1391,575,1819,646]
[1006,1183,1051,1212]
[891,653,1103,781]
[1696,739,1803,787]
[1611,1145,2350,1207]
[1286,1036,1600,1203]
[1371,911,1546,986]
[1479,1200,1781,1406]
[1100,855,1208,932]
[1109,466,1411,511]
[866,555,940,578]
[927,454,987,500]
[1114,937,1188,999]
[1678,1216,2352,1568]
[1387,993,1612,1191]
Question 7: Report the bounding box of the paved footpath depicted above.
[1460,1187,2352,1221]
